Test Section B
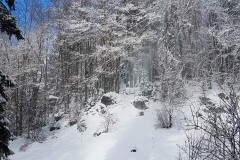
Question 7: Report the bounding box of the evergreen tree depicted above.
[0,0,23,39]
[0,71,15,159]
[0,1,22,159]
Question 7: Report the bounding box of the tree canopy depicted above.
[0,0,23,39]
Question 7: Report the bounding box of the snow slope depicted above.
[10,92,186,160]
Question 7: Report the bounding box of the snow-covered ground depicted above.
[9,92,188,160]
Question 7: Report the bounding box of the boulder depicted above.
[49,126,60,131]
[139,111,144,116]
[93,132,102,137]
[69,119,77,126]
[131,147,137,152]
[133,101,148,110]
[101,96,114,106]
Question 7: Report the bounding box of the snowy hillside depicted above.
[1,0,240,159]
[9,91,188,160]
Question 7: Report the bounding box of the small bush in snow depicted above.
[77,120,87,132]
[19,141,32,152]
[155,109,172,129]
[180,85,240,160]
[102,113,117,133]
[34,131,47,143]
[54,111,64,122]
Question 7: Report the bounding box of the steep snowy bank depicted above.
[10,92,187,160]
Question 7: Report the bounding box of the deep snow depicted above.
[9,92,187,160]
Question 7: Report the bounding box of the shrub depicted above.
[155,108,172,129]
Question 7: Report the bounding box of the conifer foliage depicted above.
[0,71,15,159]
[0,1,22,158]
[0,0,23,39]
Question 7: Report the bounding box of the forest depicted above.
[1,0,240,160]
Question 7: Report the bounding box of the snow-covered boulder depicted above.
[101,96,114,106]
[133,101,148,110]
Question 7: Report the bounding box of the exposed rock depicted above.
[93,132,102,137]
[131,148,137,152]
[133,101,148,110]
[139,111,144,116]
[69,119,77,126]
[49,126,60,131]
[101,96,114,106]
